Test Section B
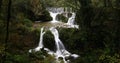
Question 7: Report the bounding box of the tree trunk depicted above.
[4,0,11,62]
[5,0,11,59]
[0,0,2,12]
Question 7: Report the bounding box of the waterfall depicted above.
[48,8,79,62]
[29,7,79,63]
[35,27,45,51]
[49,27,70,55]
[50,27,71,63]
[29,27,46,52]
[67,13,76,25]
[48,7,64,23]
[49,12,59,22]
[66,12,79,29]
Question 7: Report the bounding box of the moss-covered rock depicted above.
[36,10,52,21]
[56,14,68,22]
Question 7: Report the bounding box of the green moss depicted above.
[38,10,52,21]
[56,14,68,22]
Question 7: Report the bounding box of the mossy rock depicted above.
[68,13,72,18]
[56,14,68,22]
[36,10,52,22]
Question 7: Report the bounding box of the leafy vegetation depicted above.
[0,0,120,63]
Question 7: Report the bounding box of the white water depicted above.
[48,8,79,63]
[67,13,76,25]
[35,27,45,51]
[29,7,79,63]
[66,12,79,29]
[29,27,46,52]
[49,12,59,22]
[49,27,79,63]
[50,27,71,63]
[48,8,63,23]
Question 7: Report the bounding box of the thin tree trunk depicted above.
[5,0,11,62]
[6,0,11,44]
[0,0,3,12]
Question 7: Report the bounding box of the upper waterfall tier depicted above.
[46,7,73,13]
[34,7,79,29]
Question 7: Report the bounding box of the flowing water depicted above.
[29,7,79,63]
[50,27,71,63]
